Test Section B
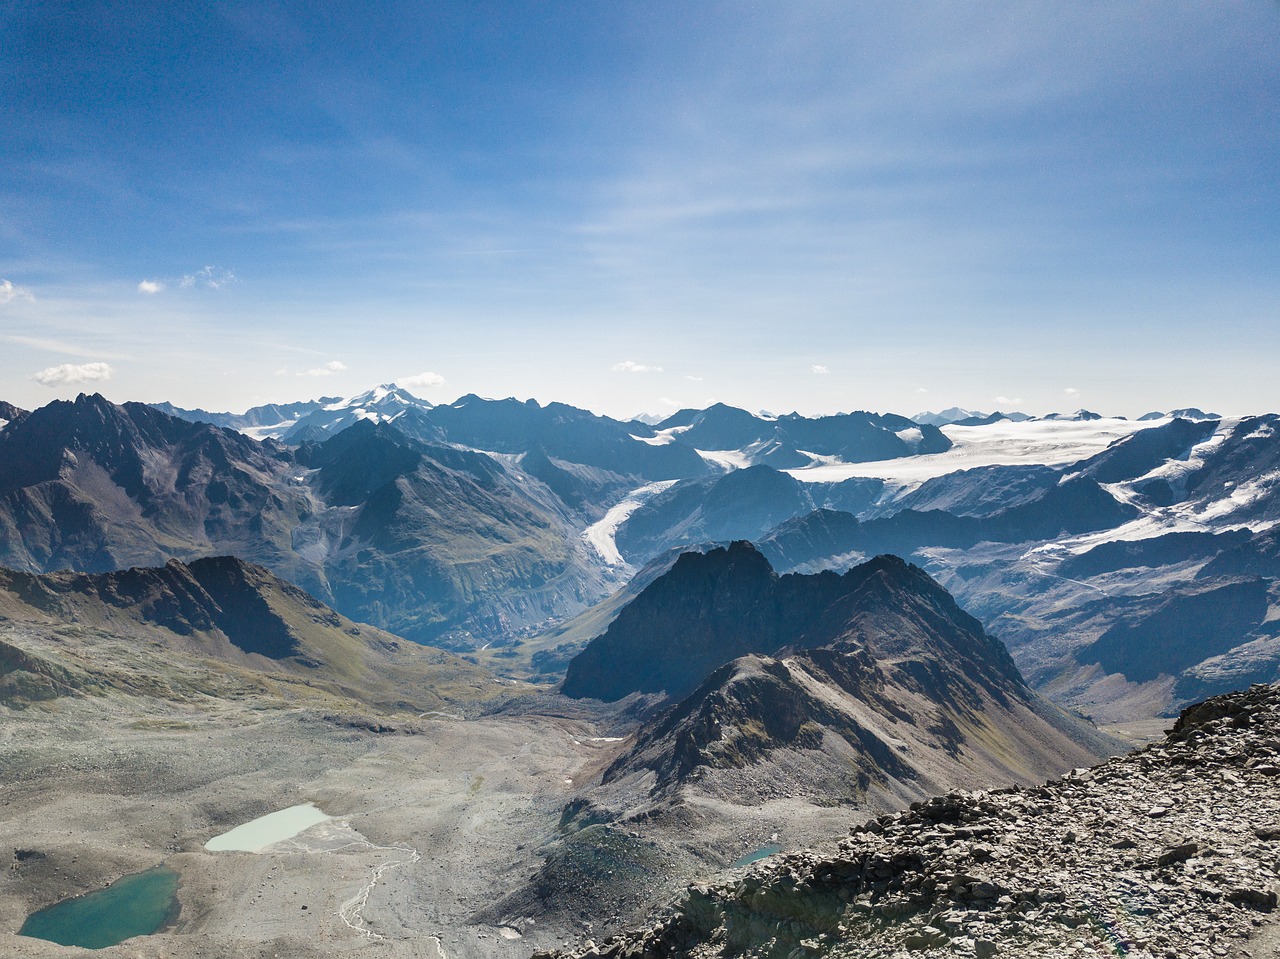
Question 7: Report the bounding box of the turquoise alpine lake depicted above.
[18,866,179,949]
[732,844,782,868]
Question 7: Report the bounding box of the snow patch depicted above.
[895,427,924,449]
[1116,419,1238,494]
[697,449,752,471]
[1179,471,1280,525]
[633,425,692,446]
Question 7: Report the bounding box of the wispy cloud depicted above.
[398,370,445,389]
[1064,386,1080,396]
[612,360,663,374]
[32,361,113,387]
[685,374,704,382]
[810,364,829,374]
[180,266,236,290]
[915,387,929,394]
[0,279,34,304]
[302,360,347,377]
[131,267,234,294]
[994,395,1023,406]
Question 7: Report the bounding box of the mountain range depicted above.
[3,387,1278,724]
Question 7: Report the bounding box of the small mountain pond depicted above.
[732,844,782,867]
[19,866,179,949]
[19,802,332,948]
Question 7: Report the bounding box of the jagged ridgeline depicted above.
[0,393,953,652]
[561,541,1116,803]
[0,393,610,648]
[540,683,1280,959]
[0,556,499,713]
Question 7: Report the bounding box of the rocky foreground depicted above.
[540,683,1280,959]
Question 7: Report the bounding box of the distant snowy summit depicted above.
[154,385,432,441]
[1138,407,1221,422]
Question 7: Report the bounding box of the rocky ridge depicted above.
[540,683,1280,959]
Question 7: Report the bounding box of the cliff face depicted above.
[540,683,1280,959]
[561,542,1021,704]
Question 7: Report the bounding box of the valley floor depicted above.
[0,696,855,959]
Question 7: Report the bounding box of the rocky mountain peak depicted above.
[561,544,1023,704]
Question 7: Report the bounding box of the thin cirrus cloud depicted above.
[612,360,664,374]
[994,395,1023,406]
[397,371,446,389]
[32,361,113,387]
[810,365,829,374]
[1064,387,1080,396]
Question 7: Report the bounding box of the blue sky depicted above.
[2,1,1277,419]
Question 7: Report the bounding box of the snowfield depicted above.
[784,418,1166,487]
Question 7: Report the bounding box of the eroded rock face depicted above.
[540,683,1280,959]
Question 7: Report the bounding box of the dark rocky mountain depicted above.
[1072,415,1219,485]
[291,420,605,645]
[0,556,499,712]
[0,394,608,648]
[878,464,1060,518]
[603,471,885,569]
[657,403,952,462]
[612,466,817,565]
[422,395,710,480]
[543,683,1280,959]
[758,477,1139,571]
[1199,526,1280,580]
[0,400,26,426]
[0,392,310,576]
[1055,529,1253,579]
[950,412,1010,426]
[563,542,1056,716]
